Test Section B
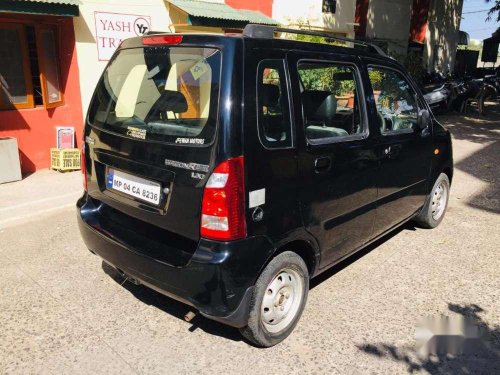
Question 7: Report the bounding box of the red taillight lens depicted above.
[81,145,87,191]
[201,156,246,241]
[143,35,183,45]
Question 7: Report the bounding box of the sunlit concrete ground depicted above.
[0,102,499,374]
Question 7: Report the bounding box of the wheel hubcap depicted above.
[431,180,448,220]
[261,268,303,333]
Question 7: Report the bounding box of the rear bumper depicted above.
[77,194,275,328]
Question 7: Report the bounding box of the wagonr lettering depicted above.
[78,25,453,347]
[164,159,210,172]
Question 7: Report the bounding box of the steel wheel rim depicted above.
[261,268,304,333]
[431,180,448,220]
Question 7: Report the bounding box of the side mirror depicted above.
[417,109,431,130]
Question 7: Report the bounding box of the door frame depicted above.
[361,57,435,234]
[286,49,380,267]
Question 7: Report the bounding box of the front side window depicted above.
[88,47,221,144]
[368,66,418,133]
[257,60,292,148]
[0,23,63,110]
[298,62,364,142]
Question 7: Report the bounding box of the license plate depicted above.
[106,169,161,205]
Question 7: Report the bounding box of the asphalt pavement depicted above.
[0,103,499,374]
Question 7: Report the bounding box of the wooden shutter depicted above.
[36,25,64,108]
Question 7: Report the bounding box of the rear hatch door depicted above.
[85,43,222,244]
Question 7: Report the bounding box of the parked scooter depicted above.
[421,71,455,113]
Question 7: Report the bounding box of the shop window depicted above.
[0,23,64,110]
[0,24,33,109]
[322,0,337,14]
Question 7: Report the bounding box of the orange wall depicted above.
[0,14,83,173]
[225,0,273,17]
[409,0,430,43]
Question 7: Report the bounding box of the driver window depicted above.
[368,67,418,133]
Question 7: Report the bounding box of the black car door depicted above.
[287,51,379,268]
[364,61,433,235]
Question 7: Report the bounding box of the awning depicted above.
[0,0,81,17]
[168,0,278,28]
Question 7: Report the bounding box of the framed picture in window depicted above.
[56,126,75,149]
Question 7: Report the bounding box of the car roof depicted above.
[120,32,399,68]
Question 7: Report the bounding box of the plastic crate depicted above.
[50,148,81,171]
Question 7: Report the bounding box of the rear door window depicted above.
[297,62,365,142]
[88,47,221,144]
[257,60,292,148]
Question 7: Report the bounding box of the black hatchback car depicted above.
[77,25,453,347]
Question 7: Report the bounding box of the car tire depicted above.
[414,172,450,229]
[239,251,309,347]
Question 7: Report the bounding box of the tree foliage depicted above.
[486,0,500,22]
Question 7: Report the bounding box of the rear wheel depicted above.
[414,172,450,228]
[240,251,309,347]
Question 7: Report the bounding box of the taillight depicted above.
[143,35,183,45]
[201,156,246,241]
[81,144,87,191]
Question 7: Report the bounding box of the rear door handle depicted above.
[314,157,331,172]
[383,145,401,158]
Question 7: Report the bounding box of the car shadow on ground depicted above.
[101,261,243,342]
[356,303,500,374]
[102,221,419,344]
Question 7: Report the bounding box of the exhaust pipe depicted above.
[184,311,196,322]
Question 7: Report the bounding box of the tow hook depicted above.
[116,268,141,286]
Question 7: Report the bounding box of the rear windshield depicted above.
[88,46,221,145]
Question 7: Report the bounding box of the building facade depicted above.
[73,0,171,121]
[0,0,84,173]
[355,0,464,73]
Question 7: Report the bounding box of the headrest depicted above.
[260,84,280,107]
[156,90,188,113]
[314,94,337,123]
[301,90,331,118]
[332,72,353,81]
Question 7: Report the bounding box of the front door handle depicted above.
[314,156,331,172]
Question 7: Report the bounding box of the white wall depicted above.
[365,0,413,57]
[272,0,356,38]
[74,0,171,119]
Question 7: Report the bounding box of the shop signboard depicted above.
[95,12,152,61]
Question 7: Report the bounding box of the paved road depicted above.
[1,104,499,374]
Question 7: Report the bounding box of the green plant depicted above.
[368,69,383,90]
